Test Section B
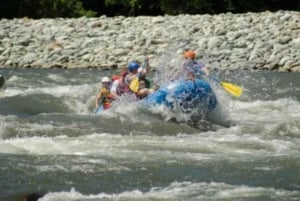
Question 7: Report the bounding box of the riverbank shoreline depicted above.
[0,11,299,72]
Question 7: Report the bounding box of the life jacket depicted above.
[136,78,151,90]
[112,75,120,81]
[100,87,112,109]
[184,59,205,78]
[114,72,132,96]
[117,82,131,96]
[133,77,153,100]
[144,78,151,88]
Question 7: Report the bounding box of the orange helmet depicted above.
[184,50,196,59]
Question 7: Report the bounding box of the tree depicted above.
[0,0,96,19]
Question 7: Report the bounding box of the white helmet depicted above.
[101,76,111,83]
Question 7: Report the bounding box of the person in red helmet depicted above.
[110,70,131,99]
[183,50,209,80]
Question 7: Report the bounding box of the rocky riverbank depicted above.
[0,11,299,71]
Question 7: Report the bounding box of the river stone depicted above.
[0,11,299,71]
[23,53,37,64]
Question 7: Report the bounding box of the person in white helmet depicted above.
[95,76,113,110]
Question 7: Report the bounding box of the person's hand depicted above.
[108,94,116,100]
[138,67,143,73]
[138,67,147,74]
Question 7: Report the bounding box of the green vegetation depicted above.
[0,0,299,18]
[0,0,96,18]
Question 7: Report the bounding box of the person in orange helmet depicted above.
[183,50,209,80]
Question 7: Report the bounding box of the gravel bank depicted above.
[0,11,299,71]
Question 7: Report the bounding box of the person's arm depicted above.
[202,66,209,76]
[137,57,150,78]
[110,80,120,99]
[196,61,209,76]
[95,89,103,107]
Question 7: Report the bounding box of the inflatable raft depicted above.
[94,78,218,116]
[143,78,217,114]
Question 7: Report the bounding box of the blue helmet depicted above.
[128,61,140,72]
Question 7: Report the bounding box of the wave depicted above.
[0,93,71,117]
[37,181,300,201]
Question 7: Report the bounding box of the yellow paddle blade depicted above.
[221,82,243,97]
[129,77,140,93]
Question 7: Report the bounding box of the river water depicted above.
[0,68,299,201]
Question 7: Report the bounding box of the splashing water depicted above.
[0,68,299,201]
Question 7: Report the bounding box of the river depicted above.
[0,68,299,201]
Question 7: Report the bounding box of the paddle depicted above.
[209,76,243,97]
[129,58,147,93]
[220,81,243,97]
[94,104,104,114]
[94,97,104,114]
[192,68,243,97]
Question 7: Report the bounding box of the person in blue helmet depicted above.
[125,58,155,98]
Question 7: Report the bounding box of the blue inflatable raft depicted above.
[143,78,217,114]
[94,78,217,116]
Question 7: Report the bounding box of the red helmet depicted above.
[184,50,196,59]
[111,75,120,81]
